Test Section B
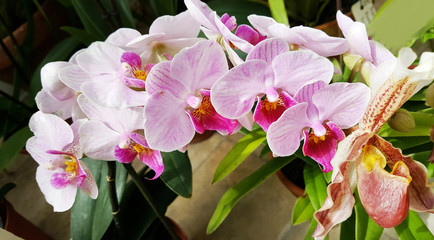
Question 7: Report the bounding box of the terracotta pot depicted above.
[276,170,305,197]
[0,200,53,240]
[275,157,306,198]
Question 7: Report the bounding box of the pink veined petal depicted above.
[121,51,142,68]
[290,26,349,57]
[294,81,326,120]
[123,76,147,88]
[253,91,297,132]
[36,166,77,212]
[313,82,371,129]
[211,60,268,119]
[150,10,201,39]
[246,38,289,64]
[144,91,195,152]
[369,40,396,66]
[267,103,310,156]
[170,40,228,92]
[41,61,75,101]
[35,89,75,120]
[79,120,120,160]
[105,28,142,49]
[78,161,98,199]
[247,14,277,36]
[267,24,306,45]
[221,40,245,67]
[187,89,237,135]
[302,122,345,173]
[213,14,254,53]
[135,139,164,180]
[114,144,137,163]
[146,61,189,98]
[237,112,254,131]
[76,42,125,74]
[77,95,145,133]
[80,75,148,109]
[184,0,217,31]
[58,64,93,92]
[26,112,74,165]
[273,50,334,95]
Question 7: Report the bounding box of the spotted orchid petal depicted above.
[78,161,98,199]
[267,103,311,156]
[211,60,267,119]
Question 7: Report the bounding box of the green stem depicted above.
[123,163,179,240]
[107,161,124,239]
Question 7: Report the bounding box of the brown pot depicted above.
[0,200,53,240]
[276,170,305,198]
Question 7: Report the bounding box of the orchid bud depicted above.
[425,83,434,108]
[387,109,415,132]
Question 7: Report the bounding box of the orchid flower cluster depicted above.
[25,0,434,238]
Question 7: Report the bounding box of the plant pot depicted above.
[276,158,306,198]
[0,200,53,240]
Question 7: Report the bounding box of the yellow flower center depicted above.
[134,70,147,81]
[361,145,387,172]
[64,155,78,175]
[310,133,326,143]
[261,97,283,112]
[133,144,152,154]
[193,95,213,118]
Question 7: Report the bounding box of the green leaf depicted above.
[395,210,434,240]
[27,37,81,105]
[207,0,271,26]
[354,191,383,240]
[71,0,111,40]
[207,156,295,234]
[292,194,315,225]
[378,112,434,137]
[61,26,98,45]
[115,0,136,28]
[160,151,193,198]
[303,164,327,211]
[149,0,177,16]
[71,159,127,240]
[385,136,431,151]
[0,126,32,172]
[212,128,266,183]
[340,209,356,240]
[269,0,289,25]
[304,217,318,240]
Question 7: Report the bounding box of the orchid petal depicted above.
[247,14,277,36]
[144,91,195,152]
[41,62,75,101]
[79,120,119,160]
[132,133,164,180]
[246,38,289,64]
[76,42,124,74]
[145,38,204,63]
[267,103,310,156]
[213,14,253,53]
[78,161,98,199]
[313,82,371,129]
[114,144,137,163]
[267,24,306,45]
[105,28,141,48]
[211,60,267,119]
[369,40,396,66]
[235,25,262,45]
[36,166,77,212]
[35,89,75,120]
[146,61,188,98]
[170,40,228,92]
[58,64,92,92]
[294,81,326,119]
[184,0,216,31]
[149,10,200,38]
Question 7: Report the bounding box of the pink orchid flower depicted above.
[184,0,254,66]
[127,10,203,63]
[77,95,164,179]
[267,81,370,172]
[211,38,334,132]
[26,112,98,212]
[144,40,237,152]
[247,14,349,57]
[313,48,434,239]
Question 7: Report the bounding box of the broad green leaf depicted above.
[0,126,32,172]
[160,151,192,198]
[378,112,434,137]
[212,128,266,183]
[409,87,427,101]
[269,0,289,25]
[118,169,177,239]
[385,136,431,151]
[340,209,356,240]
[27,37,81,105]
[292,194,315,225]
[207,156,295,234]
[71,159,127,240]
[303,164,327,211]
[71,0,111,40]
[354,192,383,240]
[61,26,98,45]
[149,0,177,16]
[207,0,271,26]
[368,0,434,54]
[115,0,135,28]
[394,210,434,240]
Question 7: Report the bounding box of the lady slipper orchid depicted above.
[77,95,164,179]
[26,112,98,212]
[267,81,371,172]
[211,38,334,132]
[313,48,434,239]
[144,40,237,152]
[184,0,254,66]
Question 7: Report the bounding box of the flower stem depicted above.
[107,161,124,239]
[123,163,179,240]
